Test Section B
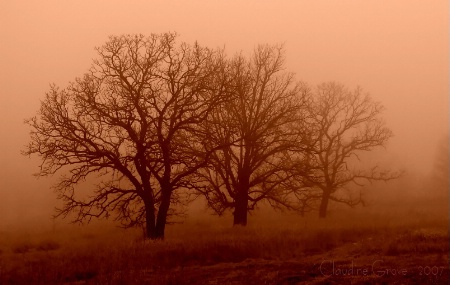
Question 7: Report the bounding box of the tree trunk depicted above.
[234,169,250,226]
[155,188,172,239]
[319,190,331,218]
[233,189,248,225]
[143,199,157,239]
[233,164,250,226]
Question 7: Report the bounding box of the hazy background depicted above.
[0,1,448,230]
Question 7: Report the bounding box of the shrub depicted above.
[36,240,61,252]
[12,243,34,254]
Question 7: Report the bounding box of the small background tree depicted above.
[292,82,401,218]
[425,134,449,203]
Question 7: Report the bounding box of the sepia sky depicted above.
[0,1,448,227]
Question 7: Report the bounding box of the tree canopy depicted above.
[196,45,309,225]
[24,33,400,237]
[290,82,401,217]
[24,33,230,239]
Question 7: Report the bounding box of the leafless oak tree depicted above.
[24,33,229,239]
[292,82,401,218]
[196,45,308,225]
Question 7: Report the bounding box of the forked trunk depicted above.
[143,199,157,239]
[155,190,172,239]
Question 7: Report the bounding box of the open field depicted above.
[0,201,448,285]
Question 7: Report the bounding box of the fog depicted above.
[0,1,448,230]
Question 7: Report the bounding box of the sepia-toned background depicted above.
[0,0,448,228]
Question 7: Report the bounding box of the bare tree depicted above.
[292,82,401,218]
[196,45,308,225]
[430,134,449,198]
[24,33,228,239]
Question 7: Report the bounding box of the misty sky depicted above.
[0,1,448,227]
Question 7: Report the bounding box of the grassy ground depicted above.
[0,203,448,284]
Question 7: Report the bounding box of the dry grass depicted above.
[0,202,448,284]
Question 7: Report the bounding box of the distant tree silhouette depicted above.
[24,33,229,239]
[196,45,308,225]
[431,134,449,198]
[291,82,401,218]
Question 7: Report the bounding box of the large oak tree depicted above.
[24,33,229,239]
